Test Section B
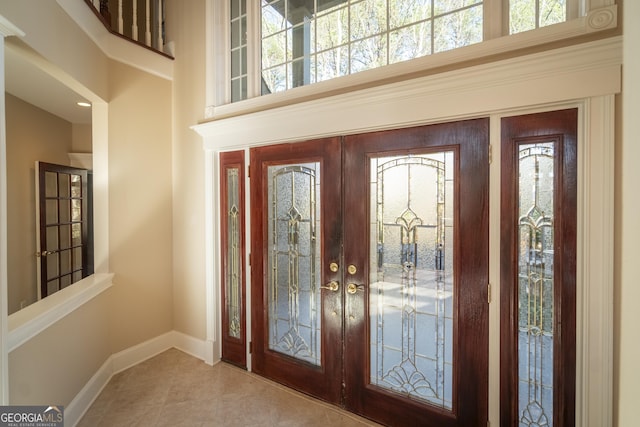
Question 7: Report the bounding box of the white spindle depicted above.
[145,0,151,46]
[117,0,123,34]
[132,0,138,41]
[157,0,164,51]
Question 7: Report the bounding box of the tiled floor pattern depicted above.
[78,348,383,426]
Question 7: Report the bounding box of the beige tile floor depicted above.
[78,348,383,427]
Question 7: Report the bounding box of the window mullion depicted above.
[484,0,506,40]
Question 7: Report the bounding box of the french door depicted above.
[250,119,489,426]
[35,162,92,299]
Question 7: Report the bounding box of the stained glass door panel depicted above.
[267,163,322,365]
[343,119,489,427]
[517,142,555,425]
[369,152,454,408]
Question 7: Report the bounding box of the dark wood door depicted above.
[250,137,343,404]
[343,119,490,426]
[250,120,489,425]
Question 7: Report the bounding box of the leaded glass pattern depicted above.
[267,163,322,365]
[369,152,454,409]
[226,168,242,338]
[517,142,554,426]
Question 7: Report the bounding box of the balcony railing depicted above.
[84,0,170,57]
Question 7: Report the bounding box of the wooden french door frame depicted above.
[343,119,489,426]
[35,162,90,299]
[250,137,343,404]
[249,120,489,426]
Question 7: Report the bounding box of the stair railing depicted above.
[85,0,169,57]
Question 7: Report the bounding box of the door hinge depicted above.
[249,341,252,354]
[488,145,493,164]
[487,282,492,304]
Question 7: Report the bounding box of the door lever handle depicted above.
[320,280,339,292]
[347,283,365,294]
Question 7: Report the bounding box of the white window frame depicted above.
[205,0,615,120]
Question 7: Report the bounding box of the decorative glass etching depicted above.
[226,168,242,338]
[518,142,555,426]
[369,152,454,409]
[267,163,322,365]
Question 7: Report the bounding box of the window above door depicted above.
[209,0,616,117]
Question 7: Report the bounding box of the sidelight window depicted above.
[500,109,577,427]
[517,142,555,424]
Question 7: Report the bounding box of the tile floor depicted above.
[77,348,382,427]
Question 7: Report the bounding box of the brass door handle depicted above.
[320,281,339,292]
[347,283,365,294]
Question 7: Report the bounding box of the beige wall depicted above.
[616,0,639,425]
[5,94,72,314]
[71,123,92,153]
[8,293,111,405]
[165,0,207,341]
[0,0,114,409]
[6,57,174,407]
[1,0,174,408]
[107,60,174,353]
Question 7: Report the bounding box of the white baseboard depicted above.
[110,331,176,374]
[65,330,211,427]
[64,353,113,426]
[172,330,209,362]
